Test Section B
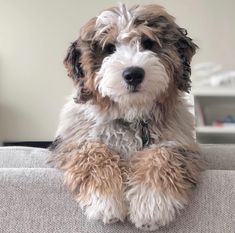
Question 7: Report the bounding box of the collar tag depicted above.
[141,121,151,147]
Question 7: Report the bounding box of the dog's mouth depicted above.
[127,85,141,93]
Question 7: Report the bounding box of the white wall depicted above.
[0,0,235,143]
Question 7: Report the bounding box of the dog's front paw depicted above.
[62,142,129,224]
[80,192,127,224]
[127,184,185,231]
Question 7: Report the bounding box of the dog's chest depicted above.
[93,120,151,159]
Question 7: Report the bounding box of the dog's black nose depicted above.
[122,66,145,87]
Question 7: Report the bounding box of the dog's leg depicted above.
[58,142,128,224]
[126,146,201,231]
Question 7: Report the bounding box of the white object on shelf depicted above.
[192,87,235,96]
[193,62,222,73]
[192,63,235,87]
[196,126,235,134]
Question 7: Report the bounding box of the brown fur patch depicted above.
[128,146,202,201]
[57,142,128,202]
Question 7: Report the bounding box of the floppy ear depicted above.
[63,41,84,82]
[64,41,93,103]
[175,28,198,93]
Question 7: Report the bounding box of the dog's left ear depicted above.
[64,40,84,82]
[175,28,198,93]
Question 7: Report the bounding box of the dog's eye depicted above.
[103,43,116,54]
[142,39,155,50]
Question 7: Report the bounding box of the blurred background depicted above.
[0,0,235,146]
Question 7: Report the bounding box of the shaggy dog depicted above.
[50,4,202,231]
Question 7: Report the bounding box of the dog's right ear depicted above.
[63,41,84,82]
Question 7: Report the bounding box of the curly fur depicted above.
[49,3,202,231]
[126,146,202,230]
[54,142,128,223]
[128,147,202,198]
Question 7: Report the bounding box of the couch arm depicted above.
[0,168,234,233]
[1,144,235,170]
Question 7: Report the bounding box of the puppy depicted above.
[50,4,202,231]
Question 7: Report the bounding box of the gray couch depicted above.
[0,145,234,233]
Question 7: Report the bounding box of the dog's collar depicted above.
[116,119,152,147]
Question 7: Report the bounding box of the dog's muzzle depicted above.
[122,66,145,89]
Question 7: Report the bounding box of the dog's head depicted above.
[64,4,197,118]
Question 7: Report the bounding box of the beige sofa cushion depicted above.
[0,168,234,233]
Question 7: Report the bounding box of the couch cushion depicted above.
[0,169,234,233]
[200,144,235,170]
[0,147,49,168]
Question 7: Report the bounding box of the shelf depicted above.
[192,87,235,96]
[196,126,235,134]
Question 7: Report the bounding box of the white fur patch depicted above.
[126,184,186,231]
[95,45,169,120]
[78,192,127,224]
[96,4,133,35]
